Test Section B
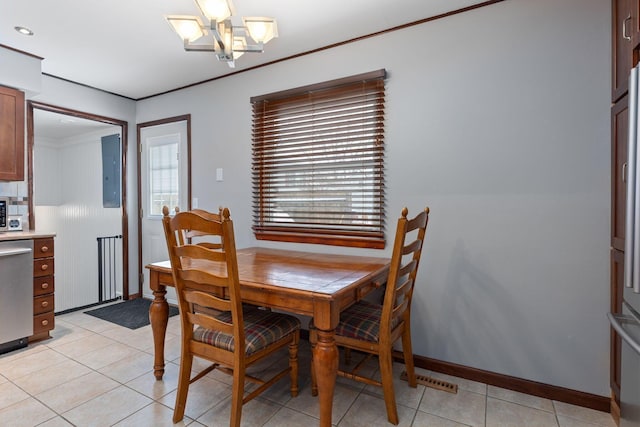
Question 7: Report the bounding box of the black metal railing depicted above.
[97,235,122,303]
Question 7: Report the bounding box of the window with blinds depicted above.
[251,69,386,248]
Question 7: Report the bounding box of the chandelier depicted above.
[166,0,277,68]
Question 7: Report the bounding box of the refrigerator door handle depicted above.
[608,311,640,356]
[634,70,640,293]
[624,66,638,290]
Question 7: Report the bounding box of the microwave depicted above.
[0,198,7,232]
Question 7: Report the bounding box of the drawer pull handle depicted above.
[41,319,49,326]
[41,246,49,253]
[41,301,48,308]
[41,264,48,271]
[41,283,49,289]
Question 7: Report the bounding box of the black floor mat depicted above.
[84,298,178,330]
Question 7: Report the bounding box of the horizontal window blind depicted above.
[251,70,386,248]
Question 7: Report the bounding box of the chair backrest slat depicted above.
[184,289,232,313]
[175,244,227,262]
[179,269,229,288]
[187,311,234,335]
[391,298,409,320]
[397,259,417,279]
[402,239,422,255]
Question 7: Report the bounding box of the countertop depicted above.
[0,231,56,241]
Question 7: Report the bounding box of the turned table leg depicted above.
[313,328,338,427]
[149,269,170,380]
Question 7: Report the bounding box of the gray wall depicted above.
[136,0,611,396]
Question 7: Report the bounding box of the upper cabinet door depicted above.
[0,86,25,181]
[613,0,638,101]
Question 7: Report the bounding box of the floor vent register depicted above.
[400,371,458,394]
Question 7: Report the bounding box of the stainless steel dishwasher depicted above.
[0,239,33,354]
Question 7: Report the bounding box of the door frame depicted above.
[26,100,130,298]
[136,115,191,297]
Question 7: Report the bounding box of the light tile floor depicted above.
[0,310,617,427]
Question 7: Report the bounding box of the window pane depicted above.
[149,141,179,216]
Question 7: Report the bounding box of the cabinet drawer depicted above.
[33,258,54,277]
[33,312,54,334]
[33,276,55,297]
[33,238,54,259]
[33,294,54,315]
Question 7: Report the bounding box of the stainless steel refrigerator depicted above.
[609,64,640,427]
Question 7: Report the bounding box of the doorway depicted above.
[27,101,129,310]
[137,115,191,302]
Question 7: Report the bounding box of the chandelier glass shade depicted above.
[166,0,277,68]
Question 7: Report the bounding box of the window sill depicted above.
[254,231,385,249]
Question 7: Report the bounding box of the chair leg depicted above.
[344,347,352,365]
[401,326,417,388]
[289,334,299,397]
[230,362,246,427]
[379,347,399,425]
[309,330,318,396]
[172,351,194,423]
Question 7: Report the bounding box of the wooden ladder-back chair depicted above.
[162,206,301,426]
[310,206,430,425]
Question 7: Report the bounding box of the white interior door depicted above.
[140,120,188,303]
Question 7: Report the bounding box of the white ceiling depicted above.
[1,0,489,100]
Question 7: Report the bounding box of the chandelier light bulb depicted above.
[166,17,205,42]
[244,18,277,44]
[179,22,201,41]
[196,0,232,22]
[250,22,267,42]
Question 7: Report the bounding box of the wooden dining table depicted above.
[146,246,389,427]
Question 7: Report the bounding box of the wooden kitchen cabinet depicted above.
[613,0,640,101]
[30,237,55,341]
[0,85,25,181]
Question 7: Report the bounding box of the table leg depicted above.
[313,328,338,427]
[149,270,169,380]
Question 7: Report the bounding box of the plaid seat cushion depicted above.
[335,300,383,342]
[193,308,300,356]
[309,300,402,343]
[309,300,399,342]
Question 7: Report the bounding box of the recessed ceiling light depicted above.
[14,26,34,36]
